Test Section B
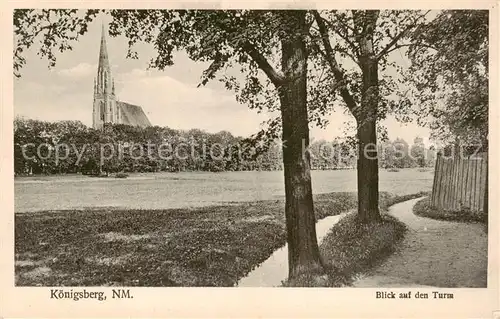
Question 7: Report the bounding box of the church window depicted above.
[104,71,108,91]
[100,101,105,121]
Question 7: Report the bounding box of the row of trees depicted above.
[14,117,434,175]
[309,136,436,170]
[14,117,280,175]
[14,9,488,282]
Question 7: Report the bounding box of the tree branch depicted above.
[338,12,357,33]
[322,18,359,57]
[241,42,284,87]
[376,27,412,60]
[309,30,359,67]
[376,10,431,61]
[336,46,360,66]
[313,11,358,116]
[382,43,412,57]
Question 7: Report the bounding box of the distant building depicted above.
[92,25,151,129]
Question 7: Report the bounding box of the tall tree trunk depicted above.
[312,10,381,224]
[278,11,323,279]
[356,110,380,223]
[356,35,381,223]
[483,153,488,216]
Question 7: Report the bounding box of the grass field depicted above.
[15,169,434,212]
[15,191,428,287]
[15,192,358,286]
[15,169,434,286]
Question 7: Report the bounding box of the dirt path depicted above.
[352,198,488,288]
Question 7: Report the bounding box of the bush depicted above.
[88,172,109,178]
[387,168,400,172]
[115,172,129,178]
[413,197,486,224]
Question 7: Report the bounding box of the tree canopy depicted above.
[404,10,488,147]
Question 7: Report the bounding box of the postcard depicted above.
[1,1,498,317]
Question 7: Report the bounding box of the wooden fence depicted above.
[431,152,488,212]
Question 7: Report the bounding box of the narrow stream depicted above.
[237,212,349,287]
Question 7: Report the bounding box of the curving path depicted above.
[352,198,488,288]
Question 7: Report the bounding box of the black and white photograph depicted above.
[2,2,498,317]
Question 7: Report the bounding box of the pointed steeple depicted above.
[98,23,110,71]
[94,22,118,129]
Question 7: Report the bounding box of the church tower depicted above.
[93,24,120,129]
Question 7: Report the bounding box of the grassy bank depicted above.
[15,192,425,287]
[16,192,358,286]
[285,191,429,287]
[413,197,487,224]
[317,214,407,287]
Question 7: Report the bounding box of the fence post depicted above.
[484,154,488,214]
[431,152,442,208]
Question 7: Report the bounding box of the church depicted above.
[92,25,152,129]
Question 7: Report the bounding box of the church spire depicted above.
[93,22,117,130]
[98,23,110,71]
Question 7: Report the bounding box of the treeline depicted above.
[14,118,283,175]
[309,136,436,170]
[14,118,435,176]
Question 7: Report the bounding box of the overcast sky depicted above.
[14,13,431,144]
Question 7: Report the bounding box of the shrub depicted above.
[115,172,129,178]
[413,197,486,224]
[88,172,109,178]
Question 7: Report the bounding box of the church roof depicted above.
[98,24,110,72]
[117,101,152,128]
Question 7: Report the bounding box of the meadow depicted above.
[15,168,434,212]
[15,168,433,286]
